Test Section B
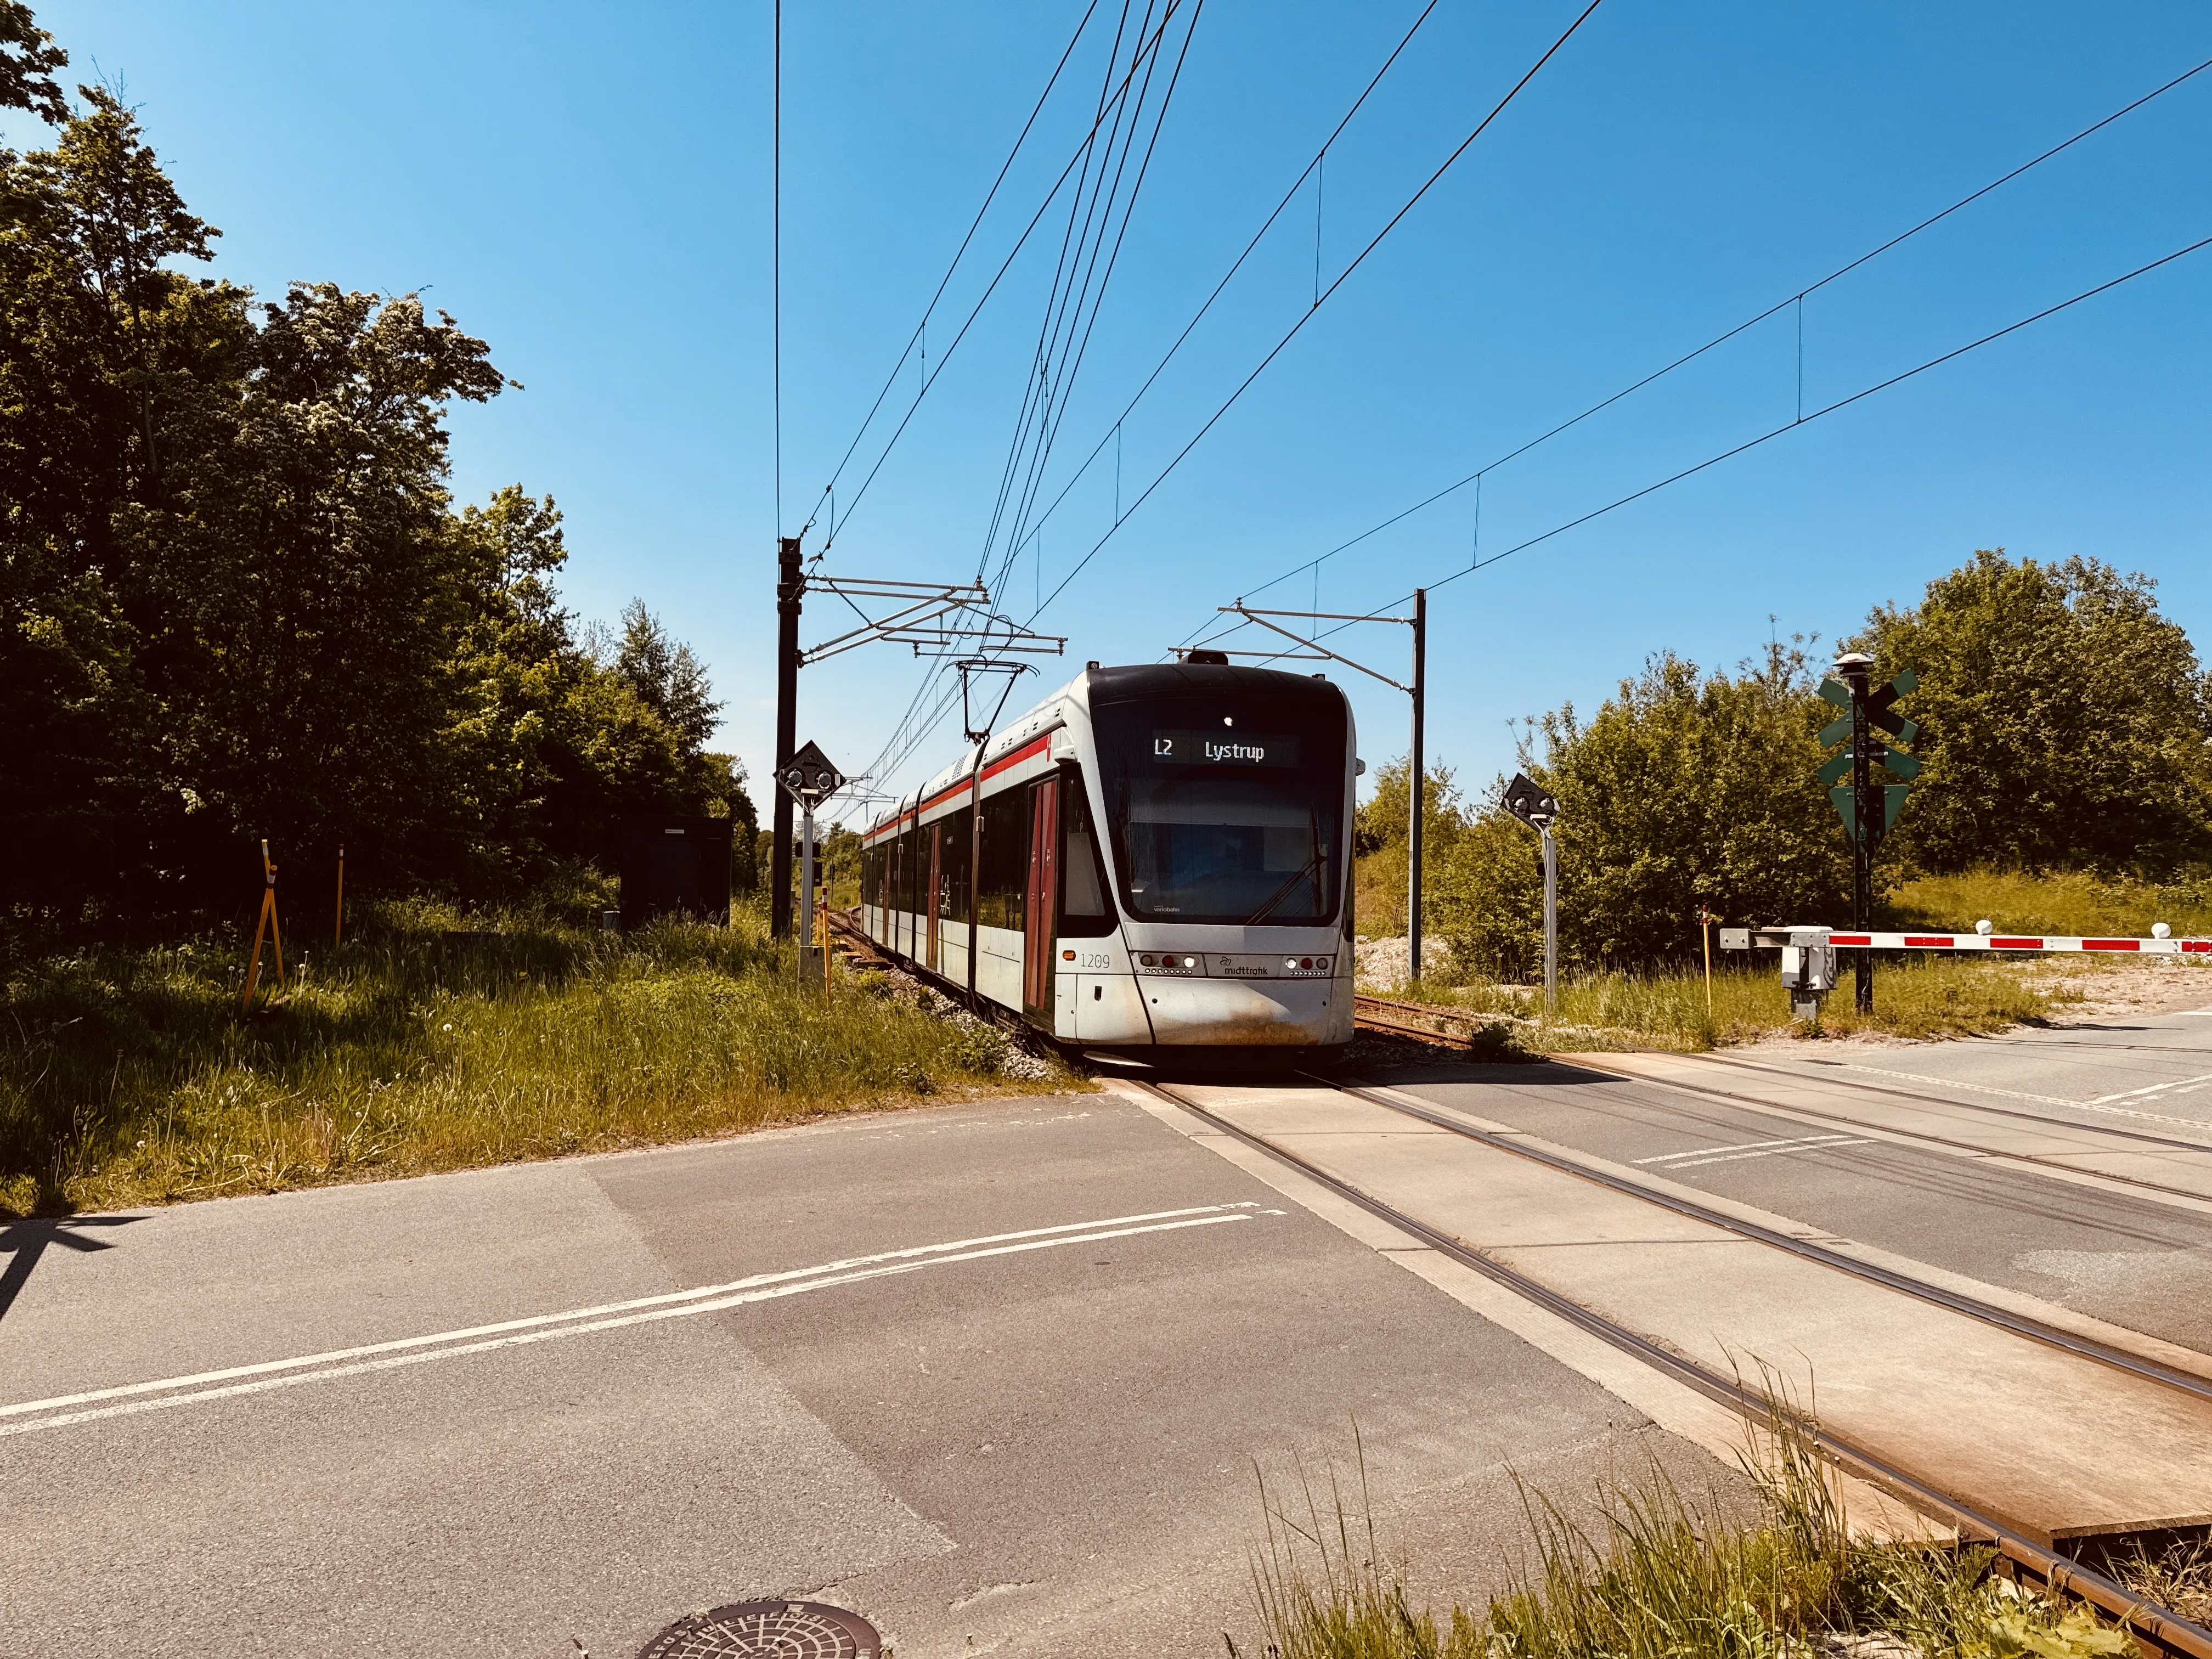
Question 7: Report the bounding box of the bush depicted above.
[1435,645,1847,977]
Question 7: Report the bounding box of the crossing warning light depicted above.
[780,739,847,804]
[1503,773,1558,827]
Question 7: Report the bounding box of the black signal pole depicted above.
[771,535,803,939]
[1407,588,1426,984]
[1837,650,1875,1013]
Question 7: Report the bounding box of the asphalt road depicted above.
[0,1094,1733,1658]
[1383,1001,2212,1355]
[1755,991,2212,1127]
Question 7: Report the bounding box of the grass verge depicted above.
[1,899,1073,1217]
[1229,1407,2156,1659]
[1390,955,2079,1053]
[1889,869,2212,939]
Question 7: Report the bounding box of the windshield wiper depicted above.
[1243,848,1325,926]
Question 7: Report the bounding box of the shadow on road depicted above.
[0,1214,142,1323]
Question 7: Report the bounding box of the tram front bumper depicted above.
[1136,975,1352,1046]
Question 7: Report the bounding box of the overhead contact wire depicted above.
[824,4,1187,553]
[1024,0,1609,627]
[797,0,1107,541]
[1203,50,2212,621]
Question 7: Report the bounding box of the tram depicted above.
[858,656,1358,1056]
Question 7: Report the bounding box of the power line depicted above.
[869,0,1455,789]
[794,0,1108,541]
[857,2,1201,792]
[1437,232,2212,590]
[814,4,1190,554]
[861,0,1441,791]
[1022,0,1608,628]
[979,0,1165,584]
[985,0,1202,599]
[1199,49,2212,626]
[869,0,1601,793]
[976,0,1449,603]
[1196,228,2212,668]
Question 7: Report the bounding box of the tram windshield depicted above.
[1091,690,1345,926]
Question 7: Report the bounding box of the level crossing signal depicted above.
[1816,665,1918,849]
[1502,774,1559,827]
[1818,656,1917,1014]
[780,740,847,805]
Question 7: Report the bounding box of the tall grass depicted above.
[1229,1407,2140,1659]
[1396,957,2072,1052]
[0,899,1056,1217]
[1888,870,2212,939]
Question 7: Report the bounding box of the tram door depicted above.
[1023,778,1059,1015]
[926,822,943,974]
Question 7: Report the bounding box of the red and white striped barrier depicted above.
[1825,931,2209,955]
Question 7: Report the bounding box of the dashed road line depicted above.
[1632,1133,1866,1167]
[1813,1062,2212,1128]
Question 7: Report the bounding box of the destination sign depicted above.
[1150,730,1299,767]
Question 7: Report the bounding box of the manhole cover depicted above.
[636,1599,882,1659]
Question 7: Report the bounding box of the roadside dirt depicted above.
[1739,955,2211,1057]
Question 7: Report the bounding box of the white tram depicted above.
[858,659,1357,1055]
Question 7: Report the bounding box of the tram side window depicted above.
[1059,765,1116,938]
[938,808,973,923]
[977,786,1028,931]
[898,825,917,913]
[861,843,877,909]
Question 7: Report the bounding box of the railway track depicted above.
[1131,1071,2212,1659]
[825,928,2210,1644]
[1354,991,2212,1207]
[1351,990,1512,1048]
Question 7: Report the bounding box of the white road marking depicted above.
[2089,1071,2212,1104]
[1663,1140,1875,1169]
[1816,1063,2212,1130]
[1633,1133,1864,1165]
[1,1205,1268,1437]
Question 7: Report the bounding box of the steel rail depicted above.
[1655,1048,2212,1158]
[1354,1005,1491,1048]
[1352,995,2212,1206]
[1556,1048,2212,1208]
[1314,1074,2212,1400]
[1133,1076,2212,1659]
[850,939,2211,1383]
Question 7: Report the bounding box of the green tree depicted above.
[1853,550,2212,873]
[1436,643,1848,975]
[1,80,240,909]
[441,493,754,890]
[0,1,66,125]
[1353,757,1466,935]
[0,32,751,920]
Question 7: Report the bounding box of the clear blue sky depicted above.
[25,2,2212,824]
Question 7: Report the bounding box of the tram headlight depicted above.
[1140,953,1155,966]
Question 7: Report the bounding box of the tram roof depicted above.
[877,661,1346,826]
